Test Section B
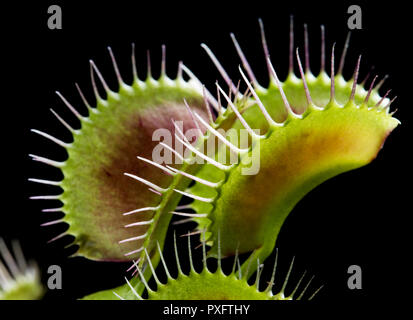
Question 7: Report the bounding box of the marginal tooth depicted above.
[124,247,144,257]
[107,46,124,84]
[239,67,280,127]
[297,275,315,300]
[177,61,183,81]
[172,217,194,226]
[363,75,378,105]
[170,211,208,218]
[349,55,362,101]
[385,96,398,113]
[186,233,195,272]
[330,43,336,102]
[161,44,166,77]
[47,232,67,243]
[180,64,219,111]
[289,15,294,73]
[31,129,70,148]
[56,91,84,120]
[146,50,152,79]
[124,219,154,228]
[216,85,223,116]
[296,49,313,106]
[266,58,301,119]
[122,206,159,216]
[337,31,351,75]
[148,188,162,196]
[126,258,140,272]
[289,270,307,299]
[157,241,172,279]
[320,25,325,73]
[201,43,238,95]
[144,248,161,285]
[217,83,264,137]
[280,256,295,295]
[374,74,389,92]
[265,248,278,293]
[128,43,138,82]
[174,131,232,171]
[30,195,61,200]
[112,292,125,300]
[89,60,111,93]
[183,99,203,138]
[29,154,64,168]
[230,33,257,86]
[119,233,148,244]
[166,164,221,188]
[308,285,324,300]
[89,61,103,101]
[75,83,93,113]
[303,24,310,73]
[124,277,143,300]
[173,231,183,275]
[28,178,61,186]
[173,189,214,203]
[137,156,175,176]
[50,109,76,134]
[131,259,152,292]
[124,173,167,193]
[258,18,271,77]
[202,85,215,125]
[41,208,62,213]
[176,204,192,210]
[375,89,391,108]
[194,110,248,153]
[40,219,64,227]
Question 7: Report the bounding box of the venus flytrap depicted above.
[27,18,399,300]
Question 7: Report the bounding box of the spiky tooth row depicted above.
[114,232,322,300]
[203,18,394,118]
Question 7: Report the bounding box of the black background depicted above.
[2,0,411,309]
